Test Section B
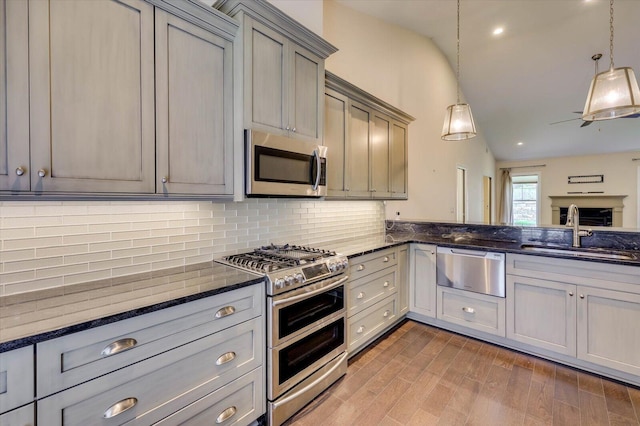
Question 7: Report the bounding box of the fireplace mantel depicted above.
[549,195,627,226]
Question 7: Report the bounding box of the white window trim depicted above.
[511,172,541,226]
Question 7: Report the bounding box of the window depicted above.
[511,174,539,226]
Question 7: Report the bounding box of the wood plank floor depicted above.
[284,320,640,426]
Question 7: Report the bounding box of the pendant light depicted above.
[442,0,477,141]
[582,0,640,121]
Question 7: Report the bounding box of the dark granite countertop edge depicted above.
[0,272,264,353]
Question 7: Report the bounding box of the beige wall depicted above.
[321,0,496,223]
[496,151,640,228]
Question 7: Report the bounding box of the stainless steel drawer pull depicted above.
[383,256,389,262]
[356,325,365,334]
[383,310,390,318]
[103,397,137,419]
[357,292,365,299]
[215,306,236,319]
[569,291,574,296]
[216,406,237,424]
[15,167,25,176]
[580,294,585,299]
[215,351,237,366]
[462,307,475,314]
[101,338,137,357]
[383,281,389,288]
[357,265,365,271]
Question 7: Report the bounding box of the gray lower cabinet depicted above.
[0,346,34,416]
[323,71,413,200]
[409,243,437,318]
[36,284,266,426]
[437,286,505,337]
[0,404,34,426]
[347,247,402,356]
[397,244,409,316]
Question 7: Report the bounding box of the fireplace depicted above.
[549,195,626,227]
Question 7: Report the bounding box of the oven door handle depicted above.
[312,148,321,191]
[272,275,349,307]
[270,351,348,408]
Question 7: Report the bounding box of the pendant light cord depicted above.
[456,0,461,104]
[609,0,615,70]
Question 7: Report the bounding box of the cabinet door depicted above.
[370,112,391,198]
[506,275,576,356]
[323,89,348,197]
[409,244,437,318]
[155,9,233,195]
[0,403,34,426]
[0,0,30,191]
[390,121,408,199]
[290,45,322,141]
[245,18,286,133]
[29,0,155,193]
[397,245,409,316]
[346,102,371,198]
[577,286,640,376]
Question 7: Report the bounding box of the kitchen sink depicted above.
[520,244,637,261]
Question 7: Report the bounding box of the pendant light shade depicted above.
[582,67,640,120]
[442,103,477,141]
[442,0,476,141]
[582,0,640,121]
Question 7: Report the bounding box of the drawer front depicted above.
[37,317,264,426]
[0,346,34,414]
[348,268,397,316]
[0,403,34,426]
[156,367,264,426]
[348,295,397,354]
[349,249,397,281]
[437,287,505,337]
[37,284,263,397]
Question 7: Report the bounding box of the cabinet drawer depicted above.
[156,367,264,426]
[437,287,505,337]
[348,295,397,354]
[0,403,34,426]
[349,249,397,281]
[37,284,263,397]
[348,268,397,316]
[0,346,34,414]
[37,317,263,426]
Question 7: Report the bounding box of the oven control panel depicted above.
[270,257,348,293]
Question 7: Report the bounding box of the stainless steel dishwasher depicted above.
[436,247,505,297]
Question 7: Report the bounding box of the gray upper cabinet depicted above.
[0,0,31,192]
[324,71,413,200]
[215,0,337,144]
[154,5,234,195]
[29,0,156,193]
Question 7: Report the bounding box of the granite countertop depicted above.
[0,262,264,352]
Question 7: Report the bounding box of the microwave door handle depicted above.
[312,149,321,190]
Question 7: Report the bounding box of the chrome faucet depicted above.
[565,204,593,247]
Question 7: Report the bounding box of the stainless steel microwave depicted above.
[246,130,327,197]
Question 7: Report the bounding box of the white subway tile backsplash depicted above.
[0,200,384,295]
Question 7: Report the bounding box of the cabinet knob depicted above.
[383,310,390,318]
[383,281,389,288]
[580,294,585,299]
[161,176,168,183]
[216,406,237,424]
[215,306,236,319]
[569,292,574,296]
[292,127,296,132]
[285,126,291,131]
[15,167,25,176]
[38,169,47,177]
[357,264,365,271]
[383,256,389,262]
[357,292,365,299]
[356,325,365,334]
[462,307,475,314]
[103,397,138,419]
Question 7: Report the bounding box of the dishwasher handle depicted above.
[438,247,504,261]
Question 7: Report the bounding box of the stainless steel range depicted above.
[219,244,349,426]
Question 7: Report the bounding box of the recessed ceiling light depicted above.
[493,27,504,36]
[516,141,524,146]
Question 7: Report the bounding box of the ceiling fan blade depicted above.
[580,120,593,127]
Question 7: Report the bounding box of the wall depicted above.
[322,0,496,223]
[0,200,384,296]
[496,151,640,228]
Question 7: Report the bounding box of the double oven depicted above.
[219,245,349,426]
